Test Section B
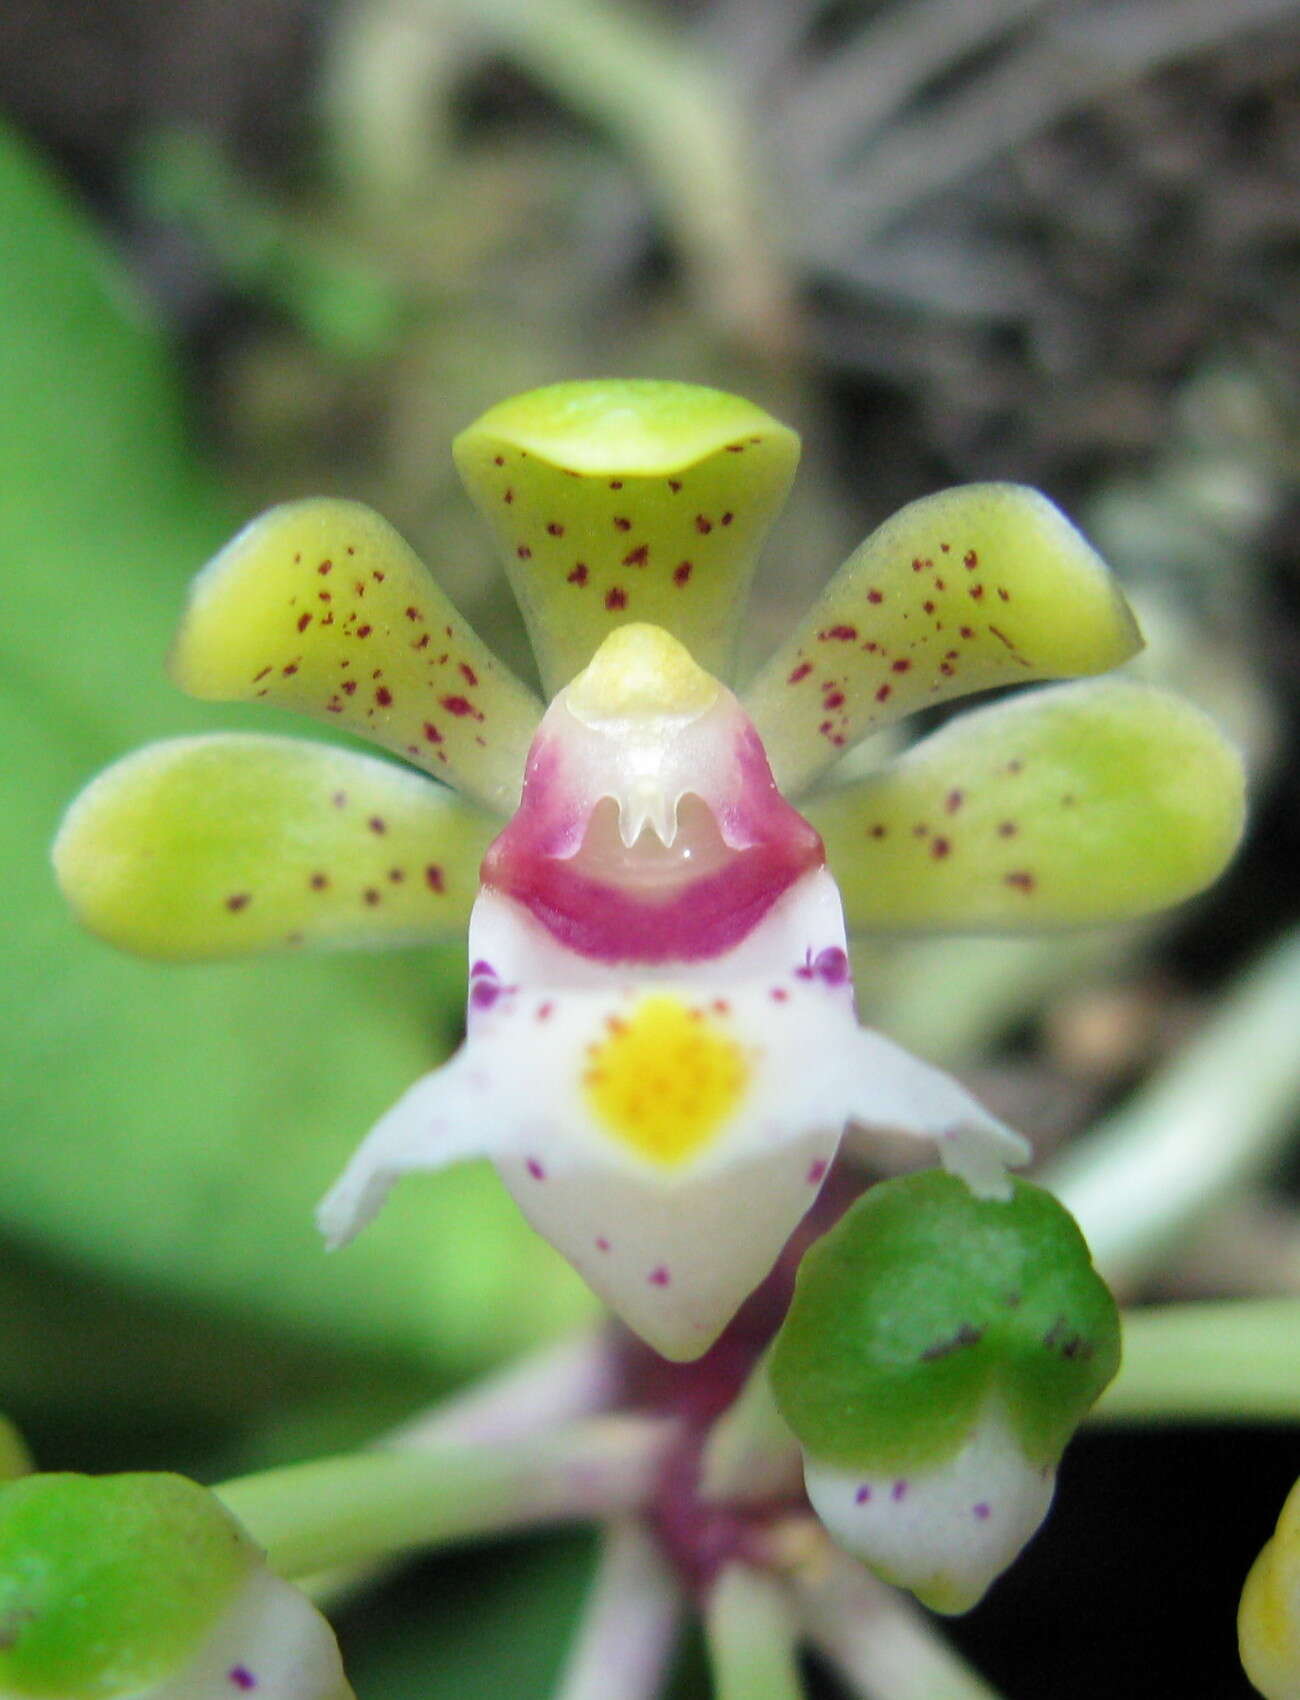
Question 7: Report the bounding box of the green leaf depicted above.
[770,1172,1120,1472]
[744,483,1143,796]
[809,677,1246,931]
[0,123,591,1377]
[453,380,799,695]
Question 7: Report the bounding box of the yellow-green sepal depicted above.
[807,678,1245,932]
[744,483,1143,796]
[453,380,799,695]
[169,498,542,815]
[54,733,494,961]
[1241,1476,1300,1700]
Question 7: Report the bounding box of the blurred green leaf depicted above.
[0,123,593,1403]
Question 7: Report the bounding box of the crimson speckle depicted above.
[310,873,329,890]
[425,864,445,892]
[770,987,789,1001]
[998,587,1011,601]
[368,816,387,834]
[866,589,884,604]
[357,624,372,638]
[354,581,366,596]
[721,511,734,526]
[493,455,504,466]
[824,691,845,709]
[946,789,964,813]
[547,522,565,537]
[868,824,887,839]
[998,821,1018,837]
[974,1502,991,1520]
[414,633,430,649]
[567,564,588,585]
[964,549,979,569]
[372,570,385,583]
[296,612,312,632]
[891,658,911,673]
[1005,870,1036,892]
[526,1158,546,1180]
[228,1669,257,1691]
[931,836,951,859]
[892,1480,908,1502]
[596,1236,612,1251]
[605,587,627,610]
[317,560,332,575]
[388,867,405,883]
[342,680,357,695]
[667,479,682,493]
[807,1159,828,1185]
[442,695,475,716]
[673,561,692,585]
[923,600,936,614]
[970,584,985,600]
[516,544,531,559]
[536,1002,554,1021]
[648,1266,671,1286]
[503,489,514,504]
[788,661,812,683]
[609,480,623,490]
[875,683,892,702]
[855,1485,872,1504]
[726,443,744,453]
[225,893,251,912]
[911,557,925,572]
[819,625,857,642]
[252,666,271,682]
[363,888,381,905]
[695,515,713,534]
[375,686,392,706]
[281,663,298,676]
[460,662,479,687]
[405,605,422,621]
[623,543,649,567]
[613,516,632,532]
[959,626,974,639]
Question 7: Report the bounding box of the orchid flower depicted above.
[55,381,1243,1363]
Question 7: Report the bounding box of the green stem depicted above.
[705,1564,807,1700]
[1098,1299,1300,1423]
[216,1415,673,1581]
[1044,927,1300,1289]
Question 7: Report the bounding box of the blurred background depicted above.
[1,0,1298,1694]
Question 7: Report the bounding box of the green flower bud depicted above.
[1240,1476,1300,1699]
[770,1172,1120,1612]
[0,1472,353,1699]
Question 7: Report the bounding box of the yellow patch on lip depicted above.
[582,994,750,1166]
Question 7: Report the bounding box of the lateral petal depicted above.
[744,484,1142,795]
[453,380,800,696]
[807,678,1245,933]
[169,499,542,814]
[53,734,493,961]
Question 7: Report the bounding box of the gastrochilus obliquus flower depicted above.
[55,381,1244,1361]
[0,1471,352,1698]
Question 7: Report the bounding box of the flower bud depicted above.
[0,1472,354,1698]
[1240,1476,1300,1699]
[770,1171,1119,1612]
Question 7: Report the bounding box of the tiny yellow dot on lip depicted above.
[583,994,750,1167]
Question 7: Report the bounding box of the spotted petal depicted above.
[806,679,1245,933]
[453,380,800,696]
[53,734,493,961]
[744,484,1142,796]
[169,499,542,814]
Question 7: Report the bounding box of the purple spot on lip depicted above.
[470,960,497,979]
[595,1236,611,1252]
[891,1480,908,1502]
[228,1670,257,1692]
[807,1158,829,1185]
[648,1265,671,1287]
[525,1157,546,1181]
[470,980,503,1011]
[973,1502,991,1520]
[855,1485,872,1505]
[813,946,850,985]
